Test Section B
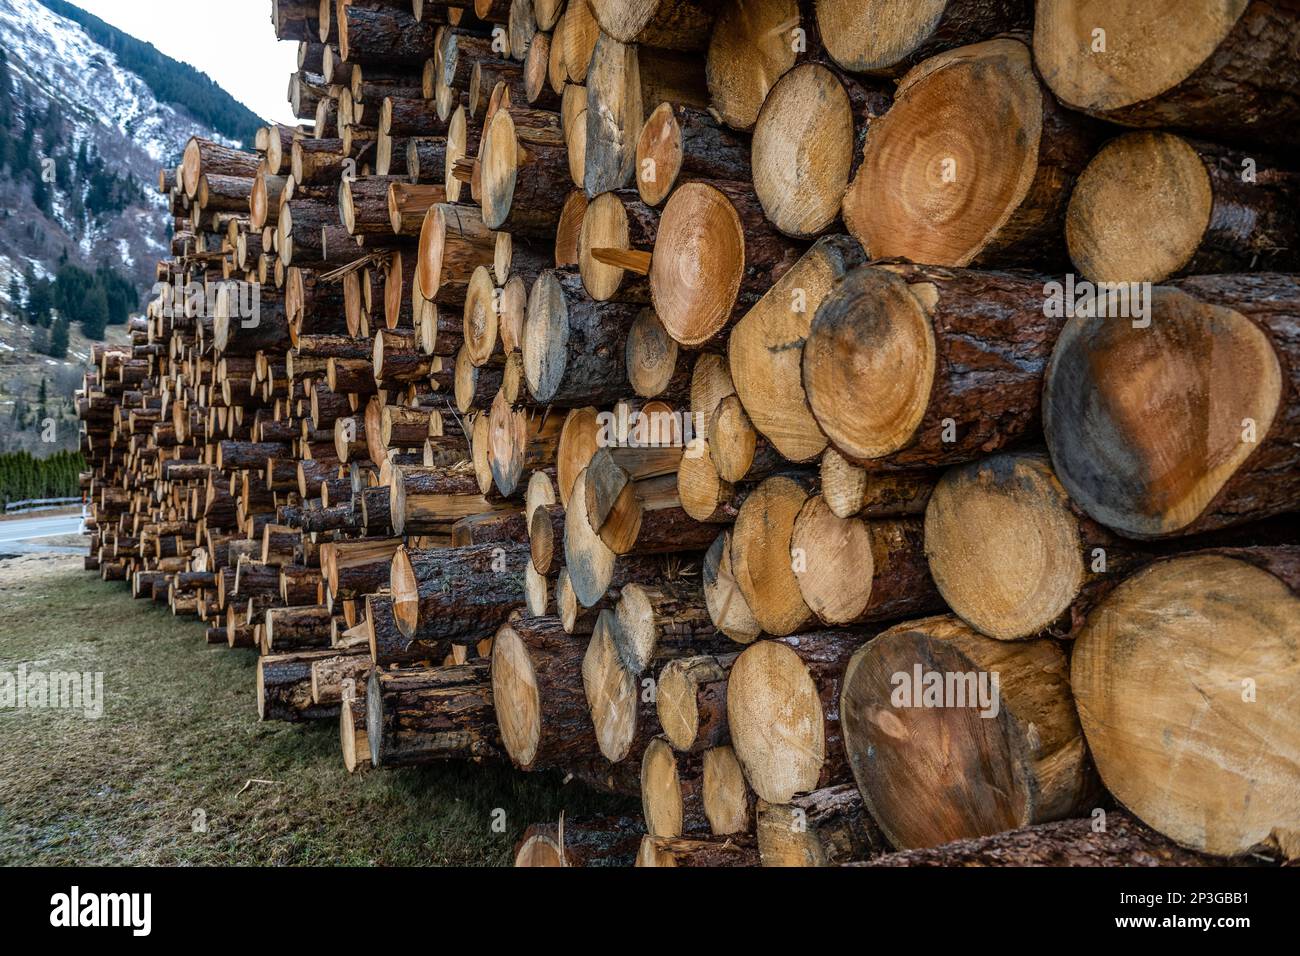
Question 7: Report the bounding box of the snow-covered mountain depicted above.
[0,0,256,291]
[0,0,264,452]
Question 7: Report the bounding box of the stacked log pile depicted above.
[76,0,1299,867]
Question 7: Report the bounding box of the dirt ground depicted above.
[0,552,630,865]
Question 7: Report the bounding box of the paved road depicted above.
[0,510,88,554]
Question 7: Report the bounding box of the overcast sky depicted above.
[66,0,299,125]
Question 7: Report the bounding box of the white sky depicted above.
[64,0,300,125]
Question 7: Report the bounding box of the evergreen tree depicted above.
[6,273,21,313]
[80,283,110,340]
[47,319,69,359]
[26,276,52,326]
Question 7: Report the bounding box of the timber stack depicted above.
[76,0,1300,867]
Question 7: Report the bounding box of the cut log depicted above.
[257,649,343,721]
[1071,548,1300,857]
[1033,0,1300,147]
[923,451,1158,640]
[641,736,708,837]
[817,0,1031,76]
[842,38,1100,268]
[611,579,717,675]
[384,463,491,538]
[365,591,454,666]
[651,180,801,348]
[418,202,497,306]
[1065,131,1300,284]
[522,269,642,405]
[729,472,814,636]
[589,0,717,50]
[858,810,1230,867]
[727,629,869,804]
[702,530,761,644]
[1042,275,1300,539]
[480,105,570,235]
[582,610,659,764]
[340,696,372,773]
[802,262,1062,469]
[701,744,752,835]
[584,35,708,197]
[840,613,1097,849]
[751,63,885,239]
[389,541,527,642]
[727,234,866,462]
[756,783,888,867]
[265,604,333,651]
[367,661,501,766]
[820,449,937,519]
[792,499,942,626]
[514,815,643,867]
[578,188,656,302]
[490,613,638,793]
[339,4,438,66]
[486,392,564,497]
[656,652,737,753]
[636,833,759,866]
[624,307,689,400]
[704,0,804,131]
[635,102,750,207]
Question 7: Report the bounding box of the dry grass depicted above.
[0,555,632,865]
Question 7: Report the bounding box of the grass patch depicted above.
[0,557,634,865]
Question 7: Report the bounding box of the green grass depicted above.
[0,558,633,865]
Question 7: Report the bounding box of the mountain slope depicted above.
[0,0,267,453]
[35,0,263,147]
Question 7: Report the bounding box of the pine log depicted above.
[842,38,1100,269]
[817,0,1030,76]
[792,500,942,627]
[840,614,1097,849]
[584,34,708,196]
[923,451,1160,640]
[702,530,761,644]
[1043,274,1300,539]
[635,833,759,866]
[650,180,802,348]
[257,649,343,721]
[490,613,639,793]
[727,234,867,462]
[1071,548,1300,857]
[388,541,527,642]
[581,611,660,764]
[1065,132,1300,284]
[656,652,737,753]
[578,188,656,302]
[522,269,643,405]
[1034,0,1300,148]
[641,736,709,837]
[727,629,870,804]
[803,262,1062,469]
[756,783,888,867]
[819,449,937,519]
[514,815,643,866]
[856,811,1240,868]
[367,661,501,766]
[635,101,750,207]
